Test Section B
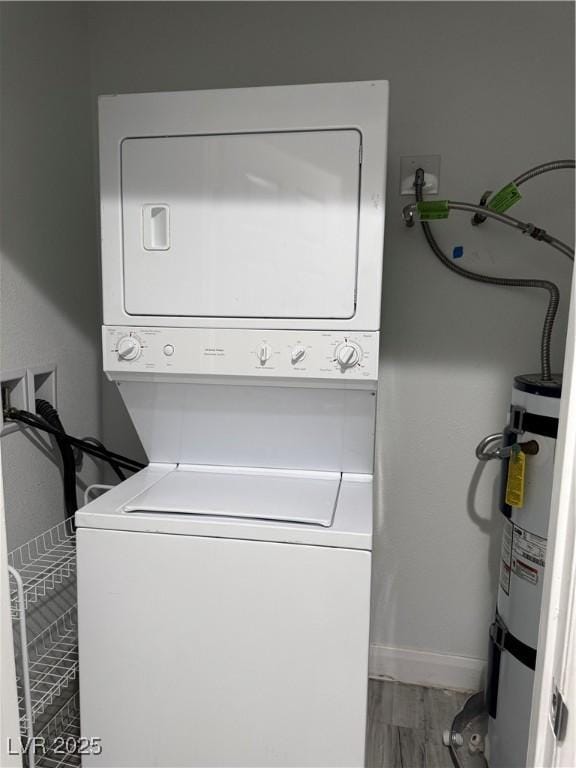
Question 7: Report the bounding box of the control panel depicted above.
[103,327,379,381]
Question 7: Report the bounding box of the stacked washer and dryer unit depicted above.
[76,82,389,767]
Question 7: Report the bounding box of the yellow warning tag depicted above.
[506,449,526,508]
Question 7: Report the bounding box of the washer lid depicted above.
[76,464,372,550]
[122,465,341,527]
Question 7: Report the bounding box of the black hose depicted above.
[82,437,126,481]
[35,399,78,519]
[414,169,560,382]
[5,407,145,473]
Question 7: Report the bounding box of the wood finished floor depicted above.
[367,680,470,768]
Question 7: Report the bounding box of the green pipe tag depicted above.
[488,182,522,214]
[417,200,450,220]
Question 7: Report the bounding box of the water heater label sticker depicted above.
[499,519,513,595]
[514,559,539,586]
[511,525,546,587]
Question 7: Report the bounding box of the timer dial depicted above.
[335,342,362,370]
[117,335,142,362]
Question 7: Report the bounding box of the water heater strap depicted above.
[521,412,558,439]
[487,613,538,719]
[510,406,559,440]
[490,612,537,671]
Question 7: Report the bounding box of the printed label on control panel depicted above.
[499,519,513,596]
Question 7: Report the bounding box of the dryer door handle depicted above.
[142,204,170,251]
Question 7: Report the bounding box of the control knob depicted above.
[336,342,361,370]
[291,346,306,364]
[258,344,272,365]
[117,335,142,362]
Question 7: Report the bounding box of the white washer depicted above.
[77,466,372,767]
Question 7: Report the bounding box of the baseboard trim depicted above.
[369,643,486,692]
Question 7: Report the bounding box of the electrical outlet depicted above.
[1,369,29,436]
[28,364,57,412]
[400,155,441,196]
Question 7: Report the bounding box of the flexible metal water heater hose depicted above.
[513,159,576,186]
[471,159,576,226]
[413,169,560,382]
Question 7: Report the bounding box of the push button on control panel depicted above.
[163,344,175,357]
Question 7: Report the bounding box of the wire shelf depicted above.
[18,606,79,726]
[36,693,81,768]
[8,519,76,617]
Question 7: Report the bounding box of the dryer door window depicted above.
[121,130,361,319]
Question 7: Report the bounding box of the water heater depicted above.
[484,374,561,767]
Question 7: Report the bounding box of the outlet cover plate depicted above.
[28,364,57,412]
[400,155,441,196]
[1,369,29,436]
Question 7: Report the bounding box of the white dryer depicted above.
[77,81,388,767]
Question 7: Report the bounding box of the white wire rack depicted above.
[8,519,80,768]
[36,693,81,768]
[22,606,79,725]
[8,518,76,618]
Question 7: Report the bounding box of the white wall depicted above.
[29,1,571,688]
[0,4,101,549]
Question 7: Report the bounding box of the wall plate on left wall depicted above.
[0,369,29,436]
[27,364,57,413]
[0,364,57,437]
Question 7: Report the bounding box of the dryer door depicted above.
[121,130,361,319]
